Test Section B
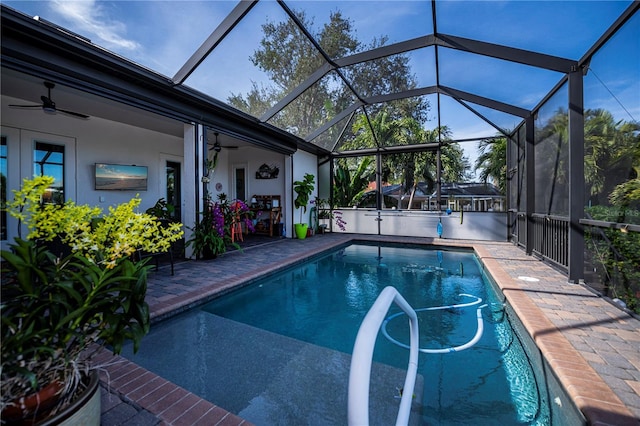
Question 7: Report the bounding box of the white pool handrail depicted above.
[348,286,419,426]
[381,295,487,354]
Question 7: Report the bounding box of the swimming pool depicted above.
[121,242,584,425]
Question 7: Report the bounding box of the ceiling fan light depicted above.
[213,132,221,152]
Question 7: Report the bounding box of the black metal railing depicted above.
[507,210,527,248]
[531,214,569,270]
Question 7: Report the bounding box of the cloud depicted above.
[49,0,140,50]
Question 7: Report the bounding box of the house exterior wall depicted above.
[291,150,318,234]
[2,94,319,244]
[1,96,184,248]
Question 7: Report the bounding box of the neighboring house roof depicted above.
[436,183,504,197]
[370,182,503,197]
[362,181,503,201]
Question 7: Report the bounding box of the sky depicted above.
[3,0,639,175]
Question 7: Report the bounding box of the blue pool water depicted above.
[122,243,583,425]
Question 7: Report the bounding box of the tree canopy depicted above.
[227,9,429,144]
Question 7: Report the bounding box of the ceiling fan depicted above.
[208,132,238,152]
[9,81,90,119]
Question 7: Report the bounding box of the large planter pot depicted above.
[43,370,101,426]
[2,370,101,426]
[201,246,217,260]
[294,223,308,239]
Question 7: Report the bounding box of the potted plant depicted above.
[1,176,183,424]
[145,197,176,222]
[186,194,254,259]
[315,197,347,233]
[186,194,227,259]
[314,197,330,234]
[293,173,315,239]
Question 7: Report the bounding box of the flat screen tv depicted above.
[95,163,147,191]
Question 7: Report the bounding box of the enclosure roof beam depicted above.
[305,102,364,142]
[435,33,577,73]
[453,98,512,137]
[336,142,440,157]
[260,62,334,122]
[335,35,436,68]
[438,86,530,118]
[172,1,257,85]
[306,84,527,143]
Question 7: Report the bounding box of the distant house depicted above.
[427,182,505,212]
[357,182,505,211]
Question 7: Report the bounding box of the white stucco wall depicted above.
[291,150,318,235]
[2,94,320,243]
[1,96,184,246]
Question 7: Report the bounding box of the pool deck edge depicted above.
[474,244,638,425]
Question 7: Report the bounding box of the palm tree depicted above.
[475,137,507,194]
[584,109,640,206]
[333,156,375,207]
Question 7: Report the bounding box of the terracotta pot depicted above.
[2,370,100,426]
[42,371,100,426]
[1,380,64,424]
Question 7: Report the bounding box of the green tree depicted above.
[348,112,469,196]
[227,9,428,141]
[475,137,507,194]
[584,109,640,207]
[333,156,375,207]
[228,10,357,135]
[337,113,471,208]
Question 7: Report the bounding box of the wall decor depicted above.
[255,163,279,179]
[95,163,147,191]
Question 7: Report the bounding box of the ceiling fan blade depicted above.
[10,81,89,119]
[8,104,42,109]
[57,108,90,119]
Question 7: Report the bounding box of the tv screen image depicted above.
[95,163,147,191]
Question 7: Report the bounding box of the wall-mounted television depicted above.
[95,163,148,191]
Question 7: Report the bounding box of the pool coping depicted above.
[97,234,640,425]
[473,244,638,426]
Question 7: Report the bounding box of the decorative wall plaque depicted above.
[255,163,279,179]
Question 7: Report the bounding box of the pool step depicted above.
[122,311,424,425]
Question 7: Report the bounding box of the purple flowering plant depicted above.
[187,194,257,259]
[230,199,255,233]
[333,210,347,232]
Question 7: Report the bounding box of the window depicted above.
[34,142,65,204]
[166,161,181,221]
[233,165,246,201]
